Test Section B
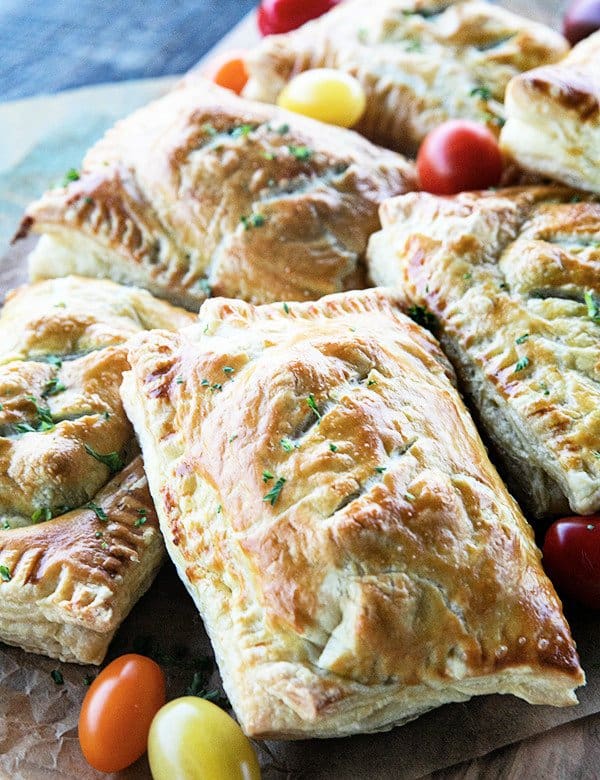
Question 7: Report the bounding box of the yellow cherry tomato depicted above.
[147,697,261,780]
[277,68,366,127]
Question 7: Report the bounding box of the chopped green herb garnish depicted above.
[102,411,111,421]
[84,197,94,205]
[306,393,321,420]
[31,507,52,523]
[288,145,313,161]
[515,357,530,372]
[202,123,217,136]
[463,272,472,280]
[367,379,377,387]
[211,383,222,392]
[0,565,12,581]
[1,521,10,530]
[198,278,212,296]
[260,150,276,160]
[83,674,95,686]
[262,470,274,483]
[216,505,222,514]
[280,438,297,452]
[283,302,290,314]
[230,123,255,138]
[263,476,286,506]
[95,531,103,539]
[24,395,55,432]
[223,366,235,374]
[470,85,492,100]
[405,492,416,501]
[134,513,147,527]
[228,434,238,443]
[584,290,600,322]
[515,333,529,345]
[240,213,266,230]
[375,466,387,474]
[101,541,110,550]
[201,378,210,387]
[54,301,66,308]
[276,123,290,135]
[86,502,108,522]
[405,39,423,52]
[50,669,64,685]
[62,168,80,187]
[407,304,436,330]
[84,444,124,473]
[176,376,184,384]
[329,443,338,453]
[42,377,66,397]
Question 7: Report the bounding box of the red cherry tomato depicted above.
[78,654,166,773]
[258,0,342,36]
[204,50,249,95]
[543,516,600,609]
[563,0,600,45]
[417,120,503,195]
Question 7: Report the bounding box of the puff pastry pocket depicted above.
[0,276,195,663]
[244,0,568,156]
[502,31,600,194]
[17,78,416,310]
[121,288,583,740]
[368,187,600,519]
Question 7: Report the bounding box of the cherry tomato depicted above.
[258,0,341,36]
[204,50,249,95]
[79,654,166,773]
[543,516,600,609]
[563,0,600,45]
[148,697,261,780]
[277,69,366,127]
[417,120,503,195]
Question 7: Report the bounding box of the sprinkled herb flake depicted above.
[61,168,80,187]
[407,304,436,330]
[263,476,286,506]
[280,438,297,452]
[367,379,377,387]
[515,333,529,345]
[329,443,338,453]
[306,394,321,420]
[134,508,148,527]
[228,434,238,443]
[515,357,530,372]
[1,521,10,530]
[463,272,472,280]
[51,669,64,685]
[288,145,313,161]
[198,278,212,296]
[86,502,108,522]
[176,376,184,385]
[230,123,256,138]
[31,507,53,523]
[223,366,235,374]
[0,565,12,581]
[405,39,423,52]
[276,123,290,135]
[240,213,266,230]
[405,492,416,501]
[470,85,492,100]
[261,150,276,160]
[283,302,290,314]
[584,290,600,322]
[262,470,274,483]
[202,123,218,137]
[84,445,124,473]
[201,378,210,387]
[42,377,66,397]
[102,411,111,421]
[375,466,387,474]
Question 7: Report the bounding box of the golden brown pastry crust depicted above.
[368,187,600,518]
[0,276,195,663]
[244,0,568,156]
[502,31,600,194]
[19,77,415,309]
[121,288,583,739]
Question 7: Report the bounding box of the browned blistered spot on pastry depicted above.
[530,74,599,121]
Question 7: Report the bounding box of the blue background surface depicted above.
[0,0,256,101]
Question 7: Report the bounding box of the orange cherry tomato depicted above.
[78,654,166,773]
[204,50,249,95]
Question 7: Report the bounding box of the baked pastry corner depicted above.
[502,30,600,194]
[121,287,584,739]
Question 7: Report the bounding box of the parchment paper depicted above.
[3,4,599,778]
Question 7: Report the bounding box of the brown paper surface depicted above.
[3,2,597,778]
